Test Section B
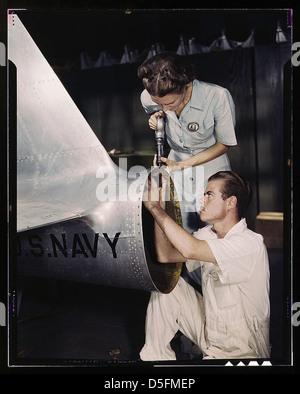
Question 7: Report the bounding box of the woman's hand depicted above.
[152,155,182,172]
[149,110,165,130]
[160,157,182,172]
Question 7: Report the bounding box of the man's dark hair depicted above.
[137,53,197,97]
[208,171,253,220]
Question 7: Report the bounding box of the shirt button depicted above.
[179,138,183,143]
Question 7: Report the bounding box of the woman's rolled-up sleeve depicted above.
[214,89,237,147]
[140,89,162,114]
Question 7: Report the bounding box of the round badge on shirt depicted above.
[188,122,199,132]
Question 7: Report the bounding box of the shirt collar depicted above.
[224,218,247,239]
[165,79,205,122]
[189,79,205,111]
[207,218,247,239]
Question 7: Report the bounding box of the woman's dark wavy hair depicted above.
[208,171,253,220]
[137,53,197,97]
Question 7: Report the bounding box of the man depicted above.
[140,171,271,360]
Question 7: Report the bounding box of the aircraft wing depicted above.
[9,13,123,232]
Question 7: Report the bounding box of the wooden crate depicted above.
[254,212,283,249]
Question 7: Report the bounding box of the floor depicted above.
[11,247,290,367]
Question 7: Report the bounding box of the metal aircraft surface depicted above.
[8,14,183,293]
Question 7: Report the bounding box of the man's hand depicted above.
[143,172,166,212]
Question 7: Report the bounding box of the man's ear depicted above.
[227,195,237,211]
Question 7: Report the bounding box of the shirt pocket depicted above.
[201,117,215,135]
[209,273,236,309]
[186,117,215,146]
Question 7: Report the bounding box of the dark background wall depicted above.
[17,9,290,66]
[16,9,292,228]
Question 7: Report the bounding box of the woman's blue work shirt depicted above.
[140,79,237,180]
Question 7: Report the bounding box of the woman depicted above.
[137,53,237,233]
